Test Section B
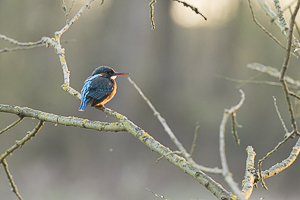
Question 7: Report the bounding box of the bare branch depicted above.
[258,132,297,190]
[61,0,76,23]
[146,188,170,200]
[189,121,200,157]
[0,116,24,135]
[247,63,300,88]
[0,104,126,133]
[33,0,97,101]
[219,89,245,200]
[273,96,289,134]
[247,0,286,51]
[0,34,44,46]
[156,150,182,163]
[279,0,300,134]
[0,120,44,163]
[280,0,300,80]
[148,0,206,30]
[273,0,288,32]
[172,0,207,20]
[149,0,156,29]
[258,0,300,54]
[242,146,259,199]
[217,75,300,89]
[231,112,241,146]
[127,77,188,156]
[128,77,222,174]
[1,159,23,200]
[1,102,233,199]
[0,34,46,53]
[0,44,45,53]
[261,136,300,181]
[258,0,288,35]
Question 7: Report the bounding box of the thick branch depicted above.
[242,146,258,199]
[0,104,126,133]
[0,102,233,199]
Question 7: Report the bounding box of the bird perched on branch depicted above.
[78,66,129,111]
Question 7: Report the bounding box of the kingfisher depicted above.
[78,66,129,111]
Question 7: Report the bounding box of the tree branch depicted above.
[189,121,200,157]
[0,104,126,133]
[0,102,233,200]
[242,146,258,199]
[0,116,24,135]
[247,0,286,51]
[149,0,156,29]
[1,159,23,200]
[128,77,222,174]
[257,0,300,54]
[0,120,45,163]
[172,0,207,20]
[219,89,246,200]
[258,132,299,189]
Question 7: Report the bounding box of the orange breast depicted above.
[95,82,117,107]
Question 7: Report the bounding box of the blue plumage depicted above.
[78,66,129,111]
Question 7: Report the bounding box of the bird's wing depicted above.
[83,75,114,101]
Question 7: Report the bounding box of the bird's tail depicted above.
[78,97,90,111]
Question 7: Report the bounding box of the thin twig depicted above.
[281,0,297,15]
[292,91,300,117]
[234,72,264,89]
[128,77,189,156]
[273,96,288,134]
[149,0,156,29]
[172,0,207,20]
[61,0,68,22]
[0,116,24,135]
[0,39,76,53]
[156,150,182,163]
[258,0,300,55]
[247,0,286,51]
[189,121,200,157]
[288,7,300,37]
[261,136,300,180]
[1,159,23,200]
[279,0,300,134]
[0,120,45,163]
[0,44,45,53]
[0,34,44,46]
[219,89,245,200]
[231,112,241,146]
[258,131,295,190]
[280,1,300,80]
[46,0,96,100]
[128,77,223,174]
[217,75,300,89]
[146,188,170,200]
[61,0,76,23]
[247,63,300,88]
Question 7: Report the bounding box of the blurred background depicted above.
[0,0,300,199]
